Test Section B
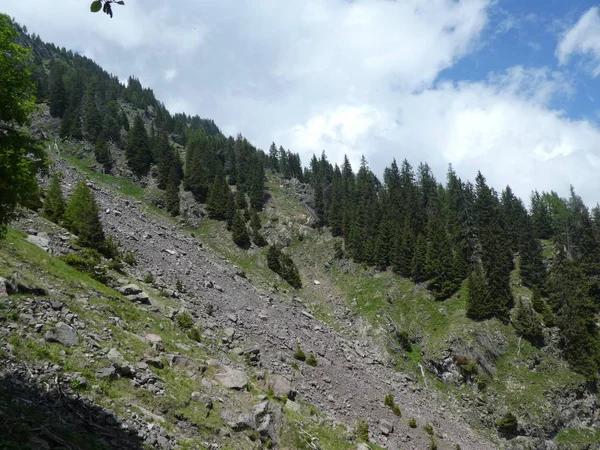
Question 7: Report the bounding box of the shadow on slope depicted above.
[0,367,145,450]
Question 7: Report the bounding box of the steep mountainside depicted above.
[2,15,600,450]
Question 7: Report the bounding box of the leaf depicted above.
[116,1,125,4]
[90,1,102,13]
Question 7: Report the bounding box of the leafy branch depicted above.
[90,1,125,18]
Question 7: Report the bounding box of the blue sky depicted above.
[4,0,600,205]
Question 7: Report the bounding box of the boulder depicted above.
[45,322,79,347]
[0,277,7,297]
[27,234,50,252]
[379,419,394,436]
[270,374,296,400]
[107,348,133,377]
[97,366,117,380]
[126,292,150,304]
[118,284,142,296]
[215,369,248,390]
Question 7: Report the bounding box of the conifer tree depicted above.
[64,181,106,252]
[466,265,493,320]
[519,218,546,290]
[165,166,180,217]
[83,85,102,141]
[94,136,111,169]
[512,298,544,346]
[125,115,152,177]
[102,100,122,143]
[231,211,250,248]
[42,173,65,224]
[206,170,230,220]
[235,190,247,210]
[48,64,67,118]
[225,191,235,230]
[411,234,427,282]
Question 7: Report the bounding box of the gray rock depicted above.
[270,374,296,400]
[97,366,117,380]
[223,411,256,431]
[70,372,87,388]
[379,419,393,436]
[191,392,213,410]
[27,234,50,251]
[107,348,133,377]
[0,277,7,297]
[45,322,79,347]
[126,292,150,304]
[215,369,248,390]
[145,357,164,369]
[118,284,142,296]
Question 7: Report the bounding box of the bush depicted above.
[144,272,154,284]
[188,327,201,342]
[176,279,184,292]
[267,245,302,289]
[429,437,438,450]
[122,249,136,266]
[293,344,306,361]
[306,353,317,367]
[176,311,194,329]
[395,330,412,352]
[58,250,108,284]
[424,423,433,436]
[384,393,401,416]
[408,417,417,428]
[356,419,369,442]
[496,412,518,436]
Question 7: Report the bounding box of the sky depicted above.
[4,0,600,206]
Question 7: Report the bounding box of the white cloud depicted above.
[556,7,600,76]
[5,0,600,205]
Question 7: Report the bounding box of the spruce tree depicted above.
[42,173,65,224]
[231,211,250,248]
[512,298,544,346]
[48,64,67,118]
[225,191,235,230]
[64,181,106,252]
[165,166,180,217]
[125,115,152,177]
[235,189,247,210]
[83,85,102,141]
[206,171,230,220]
[519,218,546,290]
[94,137,111,169]
[411,234,427,282]
[466,265,493,320]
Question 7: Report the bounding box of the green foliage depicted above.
[356,419,369,442]
[0,15,47,238]
[305,352,317,367]
[231,211,250,248]
[42,173,65,224]
[293,344,306,361]
[165,166,180,216]
[143,272,154,284]
[496,412,518,436]
[424,423,434,436]
[176,279,184,292]
[408,417,417,428]
[206,171,230,220]
[58,249,108,284]
[64,181,107,254]
[122,249,136,266]
[266,245,302,289]
[176,311,194,330]
[384,393,401,416]
[125,115,152,177]
[94,137,111,168]
[429,436,438,450]
[394,329,412,352]
[512,299,544,346]
[188,327,201,342]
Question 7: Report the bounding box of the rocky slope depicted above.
[0,147,502,449]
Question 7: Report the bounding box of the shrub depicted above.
[429,437,438,450]
[293,344,306,361]
[58,250,108,284]
[188,327,201,342]
[356,419,369,442]
[306,353,317,367]
[122,249,136,266]
[176,279,184,292]
[144,272,154,284]
[496,412,518,436]
[176,311,194,329]
[384,393,401,416]
[395,330,412,352]
[267,245,302,289]
[424,423,433,436]
[290,362,299,371]
[408,417,417,428]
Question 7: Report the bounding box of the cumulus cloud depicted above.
[556,7,600,76]
[4,0,600,205]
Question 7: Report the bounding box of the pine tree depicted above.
[64,181,106,252]
[48,63,67,118]
[125,115,152,177]
[235,190,247,210]
[231,211,250,248]
[466,265,493,320]
[83,85,102,141]
[94,137,111,169]
[411,233,427,282]
[42,173,65,224]
[519,218,546,290]
[512,298,543,346]
[225,191,235,230]
[165,166,180,217]
[206,170,230,220]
